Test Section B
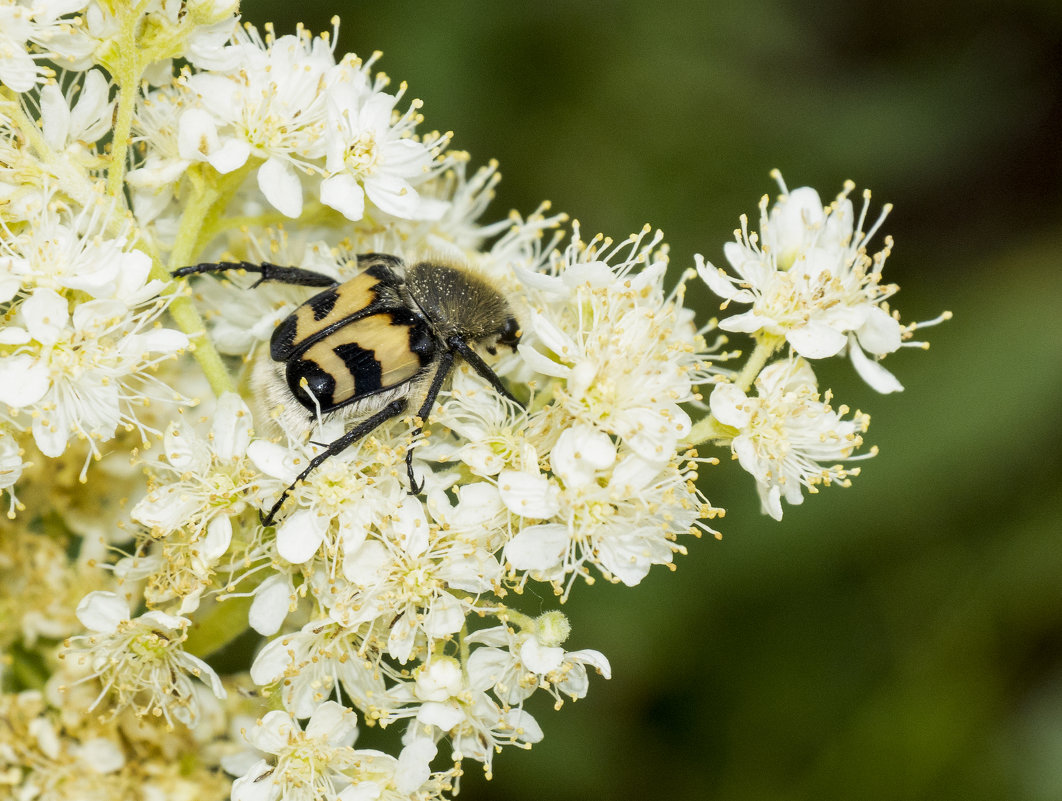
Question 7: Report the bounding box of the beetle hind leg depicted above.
[173,261,339,289]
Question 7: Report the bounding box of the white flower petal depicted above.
[0,355,49,406]
[424,594,464,639]
[364,173,421,219]
[75,591,129,633]
[504,523,569,571]
[416,701,464,731]
[247,440,299,482]
[249,635,291,686]
[23,287,69,345]
[275,508,328,564]
[320,173,366,221]
[550,425,615,488]
[248,574,293,636]
[517,343,571,378]
[202,513,233,560]
[177,108,219,162]
[231,761,278,801]
[466,647,509,691]
[213,392,253,461]
[40,82,71,150]
[520,639,564,674]
[208,137,251,174]
[856,305,903,355]
[709,383,750,429]
[0,48,37,93]
[257,157,303,218]
[850,339,904,394]
[393,495,429,557]
[305,700,357,745]
[497,470,559,519]
[70,69,112,142]
[528,309,578,361]
[248,710,297,753]
[696,254,752,302]
[719,309,773,334]
[786,320,848,359]
[395,738,437,795]
[179,652,226,699]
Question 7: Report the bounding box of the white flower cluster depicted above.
[694,170,949,518]
[0,5,946,801]
[131,18,448,225]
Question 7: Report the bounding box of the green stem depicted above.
[102,0,155,198]
[105,64,138,199]
[683,333,784,448]
[683,415,731,449]
[734,334,784,393]
[196,197,329,247]
[160,165,249,397]
[458,622,471,667]
[496,607,535,631]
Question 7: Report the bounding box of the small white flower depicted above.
[518,225,706,461]
[0,1,91,92]
[39,68,113,162]
[315,516,502,664]
[179,23,337,218]
[696,171,911,391]
[0,195,188,465]
[710,359,871,520]
[129,393,261,612]
[230,701,358,801]
[498,423,714,591]
[385,656,544,778]
[64,591,225,725]
[133,393,257,536]
[467,621,611,707]
[249,619,387,720]
[320,79,445,222]
[0,426,27,516]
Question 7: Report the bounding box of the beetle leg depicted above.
[172,261,339,289]
[405,350,456,495]
[261,398,408,526]
[450,338,523,407]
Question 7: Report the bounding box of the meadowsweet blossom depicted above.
[384,657,544,778]
[467,616,611,707]
[0,1,91,92]
[0,196,189,463]
[63,591,225,726]
[710,359,870,519]
[696,171,910,392]
[125,393,262,612]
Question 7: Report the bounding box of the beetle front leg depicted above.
[261,398,408,526]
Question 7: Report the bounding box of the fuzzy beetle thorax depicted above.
[404,261,518,347]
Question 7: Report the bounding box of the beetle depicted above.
[173,253,522,525]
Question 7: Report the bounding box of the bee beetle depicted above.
[173,253,522,525]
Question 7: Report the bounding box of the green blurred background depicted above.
[243,2,1062,799]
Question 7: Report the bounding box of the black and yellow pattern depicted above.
[286,309,434,410]
[270,267,391,362]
